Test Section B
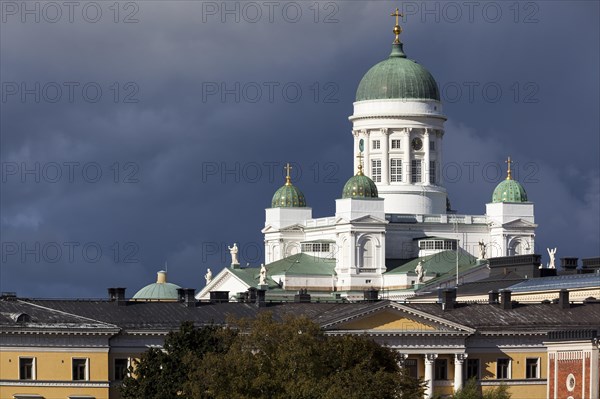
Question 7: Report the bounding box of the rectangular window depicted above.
[114,358,128,381]
[371,159,381,183]
[435,359,448,380]
[72,358,88,381]
[19,357,34,380]
[430,140,435,151]
[465,359,479,380]
[390,159,402,182]
[497,358,510,379]
[525,358,539,379]
[391,139,402,149]
[434,240,443,250]
[372,140,380,150]
[404,359,418,379]
[429,161,436,184]
[411,159,422,183]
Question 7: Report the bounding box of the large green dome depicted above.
[132,271,181,301]
[356,43,440,102]
[492,179,528,203]
[342,171,379,199]
[271,176,307,208]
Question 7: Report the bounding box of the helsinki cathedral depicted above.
[198,12,536,301]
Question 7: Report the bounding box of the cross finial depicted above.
[284,163,293,185]
[356,152,364,176]
[505,156,513,180]
[390,8,403,44]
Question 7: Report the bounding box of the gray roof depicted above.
[507,273,600,292]
[2,297,598,335]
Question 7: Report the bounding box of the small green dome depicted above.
[133,271,181,301]
[342,172,379,199]
[271,177,306,208]
[492,179,528,203]
[356,43,440,102]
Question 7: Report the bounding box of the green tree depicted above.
[452,378,511,399]
[121,314,425,399]
[120,321,234,399]
[185,313,425,399]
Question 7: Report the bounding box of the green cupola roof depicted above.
[132,270,181,301]
[342,156,379,199]
[492,157,528,203]
[356,43,440,102]
[271,163,307,208]
[356,10,439,102]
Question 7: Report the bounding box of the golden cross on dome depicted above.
[284,163,293,185]
[505,156,513,180]
[390,8,403,44]
[356,152,364,176]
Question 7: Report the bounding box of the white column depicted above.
[424,130,430,185]
[403,128,411,184]
[454,353,467,392]
[437,131,444,186]
[364,130,370,176]
[382,128,390,184]
[424,353,437,399]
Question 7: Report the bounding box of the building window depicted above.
[404,359,418,379]
[391,139,402,149]
[411,159,422,183]
[19,357,35,380]
[371,159,381,183]
[114,358,129,381]
[497,358,510,379]
[429,161,436,184]
[301,243,331,252]
[372,140,380,150]
[435,359,448,380]
[390,159,402,182]
[72,358,88,381]
[465,359,479,380]
[526,358,539,379]
[430,140,435,151]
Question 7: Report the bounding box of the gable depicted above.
[339,309,436,331]
[322,302,475,335]
[500,218,537,229]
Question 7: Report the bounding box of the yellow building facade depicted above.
[1,290,599,399]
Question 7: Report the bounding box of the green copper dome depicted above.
[342,169,379,199]
[492,179,528,203]
[132,271,181,301]
[492,158,528,203]
[356,43,440,102]
[271,175,307,208]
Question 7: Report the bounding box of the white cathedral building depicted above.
[198,17,536,301]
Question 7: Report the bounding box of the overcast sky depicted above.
[1,1,598,298]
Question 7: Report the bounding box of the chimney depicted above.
[488,290,499,304]
[441,288,456,310]
[500,289,512,310]
[256,289,266,307]
[294,289,311,303]
[209,291,229,303]
[156,270,167,283]
[364,288,379,302]
[108,287,127,306]
[558,289,570,309]
[178,288,196,308]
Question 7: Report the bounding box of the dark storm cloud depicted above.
[1,1,598,298]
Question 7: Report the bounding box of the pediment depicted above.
[196,268,252,300]
[262,223,305,233]
[350,215,388,224]
[501,218,537,229]
[321,302,474,335]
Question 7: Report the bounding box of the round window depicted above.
[566,373,576,392]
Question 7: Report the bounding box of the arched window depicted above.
[360,238,374,269]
